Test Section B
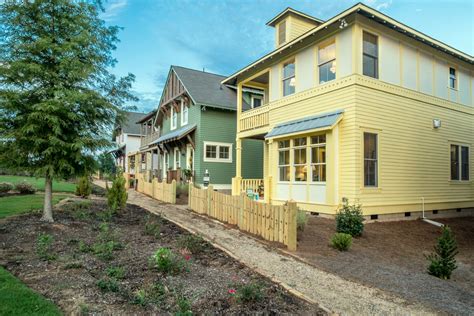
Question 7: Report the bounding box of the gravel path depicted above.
[94,181,436,315]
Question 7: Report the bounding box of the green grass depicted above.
[0,194,69,219]
[0,175,76,193]
[0,267,61,316]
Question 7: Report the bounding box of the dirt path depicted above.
[94,181,436,315]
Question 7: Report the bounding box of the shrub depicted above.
[335,201,364,237]
[296,209,308,231]
[151,248,186,274]
[107,266,125,280]
[75,176,92,198]
[36,233,57,261]
[91,223,123,260]
[96,277,119,292]
[132,282,166,306]
[78,240,91,253]
[0,182,13,193]
[176,184,189,198]
[14,181,36,194]
[144,214,162,238]
[426,226,458,279]
[177,234,206,254]
[175,294,192,315]
[331,233,352,251]
[234,281,264,303]
[107,173,128,212]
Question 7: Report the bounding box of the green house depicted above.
[137,66,263,191]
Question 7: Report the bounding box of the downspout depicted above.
[421,197,444,227]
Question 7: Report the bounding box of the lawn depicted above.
[0,175,76,193]
[0,267,61,316]
[0,194,70,219]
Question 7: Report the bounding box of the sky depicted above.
[100,0,474,113]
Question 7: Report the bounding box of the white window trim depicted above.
[448,67,458,90]
[278,140,291,183]
[170,107,177,130]
[310,137,327,183]
[174,147,180,170]
[318,41,336,84]
[180,100,188,125]
[450,144,470,181]
[203,141,233,163]
[251,95,263,108]
[282,59,296,97]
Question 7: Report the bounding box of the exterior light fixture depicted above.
[433,119,441,129]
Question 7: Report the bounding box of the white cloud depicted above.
[363,0,393,10]
[100,0,128,22]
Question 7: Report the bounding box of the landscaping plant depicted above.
[0,182,13,193]
[296,209,308,231]
[14,182,36,195]
[335,201,365,237]
[144,214,162,238]
[331,233,353,251]
[233,280,264,303]
[151,248,187,274]
[426,226,458,279]
[96,277,119,293]
[107,173,128,213]
[177,234,206,254]
[36,233,57,261]
[106,266,126,280]
[75,176,92,198]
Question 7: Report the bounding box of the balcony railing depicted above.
[141,131,160,147]
[240,105,269,132]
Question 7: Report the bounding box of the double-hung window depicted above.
[363,32,378,79]
[204,142,232,163]
[278,140,290,181]
[293,138,307,181]
[180,100,188,125]
[311,135,326,182]
[364,133,378,187]
[251,95,263,108]
[282,60,295,96]
[171,106,177,130]
[449,67,457,89]
[451,145,469,181]
[318,42,336,84]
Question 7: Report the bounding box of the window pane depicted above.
[294,166,307,182]
[252,97,262,108]
[283,78,295,96]
[364,133,377,159]
[319,61,336,83]
[279,150,289,165]
[461,146,469,180]
[283,61,295,78]
[206,145,217,158]
[219,146,229,159]
[451,145,459,180]
[294,148,306,164]
[294,137,306,147]
[311,147,326,164]
[319,42,335,64]
[279,166,290,181]
[363,32,378,56]
[311,135,326,144]
[364,160,377,186]
[364,133,378,186]
[312,165,326,182]
[363,55,378,78]
[279,140,290,148]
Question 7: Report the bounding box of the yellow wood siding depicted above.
[288,15,316,41]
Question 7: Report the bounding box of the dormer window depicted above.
[318,41,336,84]
[282,60,295,96]
[278,21,286,45]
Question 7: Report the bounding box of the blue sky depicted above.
[101,0,474,113]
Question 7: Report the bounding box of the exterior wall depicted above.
[115,133,141,173]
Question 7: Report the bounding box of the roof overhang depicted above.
[223,3,473,86]
[150,124,196,146]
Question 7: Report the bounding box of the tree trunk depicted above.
[41,176,54,222]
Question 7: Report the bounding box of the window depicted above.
[282,60,295,96]
[173,148,180,170]
[363,32,378,79]
[278,140,290,181]
[171,106,177,130]
[311,135,326,182]
[364,133,378,187]
[318,42,336,84]
[451,145,469,181]
[180,100,188,125]
[251,95,263,108]
[293,138,307,182]
[204,142,232,163]
[449,67,457,89]
[278,21,286,45]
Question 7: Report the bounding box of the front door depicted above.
[186,145,194,172]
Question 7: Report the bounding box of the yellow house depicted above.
[224,4,474,219]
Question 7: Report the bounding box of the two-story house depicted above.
[137,65,264,191]
[111,111,146,173]
[225,4,474,218]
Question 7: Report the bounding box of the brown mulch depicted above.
[296,215,474,315]
[0,200,323,315]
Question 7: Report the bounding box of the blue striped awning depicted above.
[265,110,343,139]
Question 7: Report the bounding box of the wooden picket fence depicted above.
[188,184,297,250]
[136,173,176,204]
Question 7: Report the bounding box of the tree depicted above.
[97,152,116,179]
[426,226,458,279]
[0,0,136,222]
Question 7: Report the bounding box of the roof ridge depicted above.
[171,65,228,78]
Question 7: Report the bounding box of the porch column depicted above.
[232,138,242,195]
[264,140,272,203]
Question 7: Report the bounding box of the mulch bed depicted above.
[0,199,323,315]
[296,215,474,314]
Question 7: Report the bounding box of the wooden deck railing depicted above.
[240,105,270,132]
[188,184,297,250]
[140,131,160,147]
[241,179,263,194]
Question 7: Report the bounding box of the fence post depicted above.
[287,200,297,251]
[207,185,213,217]
[171,179,176,204]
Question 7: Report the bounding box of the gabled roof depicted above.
[118,111,147,135]
[136,110,157,124]
[171,66,238,111]
[266,7,324,26]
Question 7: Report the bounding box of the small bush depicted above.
[331,233,352,251]
[426,226,458,279]
[75,176,92,198]
[144,214,162,238]
[177,234,206,254]
[175,294,192,315]
[0,182,13,193]
[107,173,128,212]
[132,282,167,306]
[151,248,186,274]
[335,201,364,237]
[15,181,36,194]
[78,240,91,253]
[176,184,189,198]
[96,277,119,292]
[296,209,308,231]
[36,233,57,261]
[107,266,125,279]
[234,281,264,303]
